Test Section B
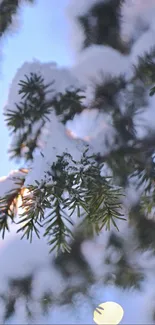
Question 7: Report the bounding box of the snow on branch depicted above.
[0,169,28,238]
[0,0,35,37]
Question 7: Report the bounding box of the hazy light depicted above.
[93,301,124,325]
[17,187,31,215]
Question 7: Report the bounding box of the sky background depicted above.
[0,0,72,176]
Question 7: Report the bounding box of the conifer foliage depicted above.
[0,0,34,37]
[1,0,155,322]
[1,0,155,257]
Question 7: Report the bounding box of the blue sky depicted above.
[0,0,72,176]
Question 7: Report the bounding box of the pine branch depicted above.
[115,259,144,289]
[5,73,54,130]
[92,75,127,109]
[130,204,155,249]
[9,126,44,161]
[105,232,144,289]
[1,274,33,322]
[0,169,28,238]
[112,103,138,143]
[93,67,155,188]
[78,0,129,54]
[5,73,85,161]
[150,85,155,96]
[96,131,155,188]
[52,88,86,124]
[0,0,34,37]
[7,150,124,253]
[5,73,55,160]
[134,47,155,85]
[92,74,147,150]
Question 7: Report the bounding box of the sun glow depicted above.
[17,187,31,215]
[93,302,124,325]
[0,169,29,217]
[65,109,109,142]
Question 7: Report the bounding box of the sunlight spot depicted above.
[93,301,124,325]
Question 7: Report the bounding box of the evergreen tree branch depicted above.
[133,47,155,85]
[78,0,129,54]
[0,169,28,238]
[5,73,85,161]
[150,85,155,96]
[96,131,155,188]
[129,48,155,147]
[52,88,86,124]
[5,73,54,160]
[0,0,34,37]
[8,150,124,253]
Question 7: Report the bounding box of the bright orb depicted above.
[93,301,124,325]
